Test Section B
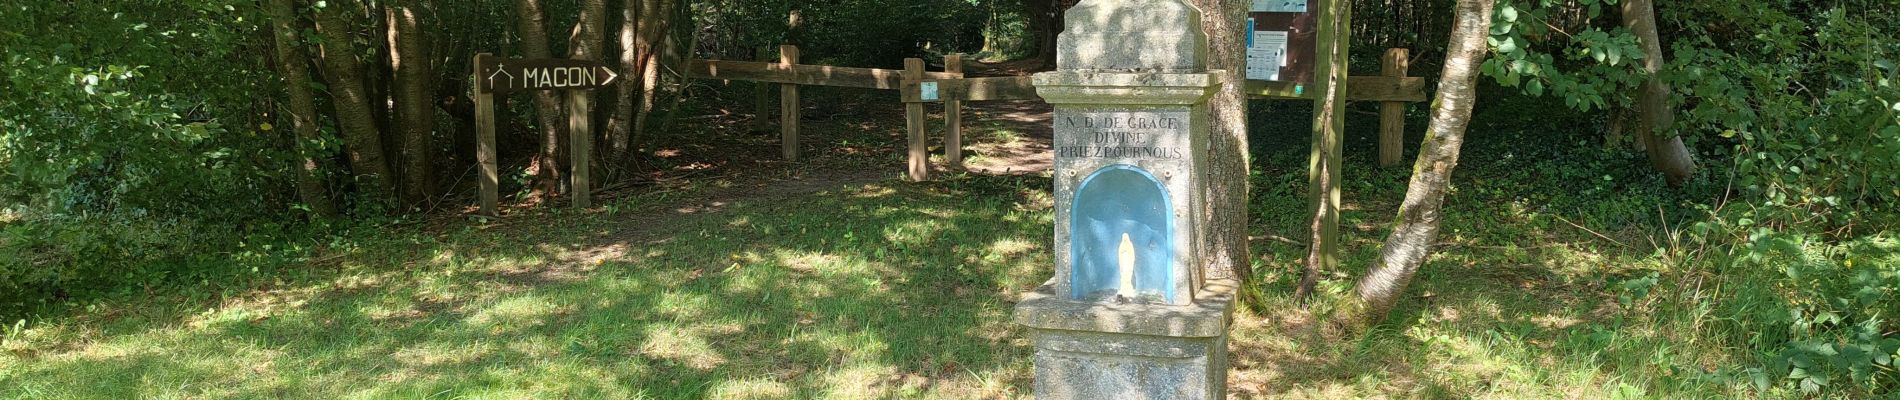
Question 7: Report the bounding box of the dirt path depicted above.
[958,101,1056,176]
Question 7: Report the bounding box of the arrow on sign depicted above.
[598,67,619,87]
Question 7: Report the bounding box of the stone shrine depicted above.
[1012,0,1237,399]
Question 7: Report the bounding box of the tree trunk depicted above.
[387,0,434,208]
[1621,0,1695,186]
[312,0,396,200]
[633,0,680,150]
[515,0,566,196]
[1190,0,1256,297]
[605,0,646,174]
[568,0,608,188]
[1352,0,1492,327]
[1025,0,1063,70]
[266,0,338,219]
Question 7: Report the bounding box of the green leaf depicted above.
[1501,5,1519,23]
[1527,80,1545,96]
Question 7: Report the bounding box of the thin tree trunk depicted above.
[364,4,393,175]
[633,0,679,148]
[1621,0,1695,186]
[605,0,646,174]
[648,0,694,137]
[981,0,999,55]
[387,0,434,207]
[515,0,566,195]
[266,0,338,218]
[1026,0,1058,70]
[1352,0,1492,327]
[1191,0,1257,298]
[312,0,396,200]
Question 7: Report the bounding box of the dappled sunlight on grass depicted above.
[0,173,1051,399]
[1231,98,1757,398]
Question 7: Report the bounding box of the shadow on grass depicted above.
[2,171,1058,399]
[1225,87,1741,398]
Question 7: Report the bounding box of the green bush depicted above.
[1664,3,1900,229]
[1668,3,1900,395]
[1696,223,1900,395]
[1,218,213,313]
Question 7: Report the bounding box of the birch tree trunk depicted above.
[387,0,434,207]
[1190,0,1256,292]
[1352,0,1492,326]
[312,0,396,199]
[515,0,566,195]
[266,0,337,218]
[1622,0,1696,186]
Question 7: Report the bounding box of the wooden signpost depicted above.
[472,54,619,214]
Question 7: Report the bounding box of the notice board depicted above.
[1247,1,1318,88]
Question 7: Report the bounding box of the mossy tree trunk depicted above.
[1352,0,1492,326]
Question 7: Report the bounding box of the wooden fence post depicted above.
[1379,48,1409,168]
[474,54,499,216]
[1309,0,1351,281]
[903,58,929,182]
[944,53,964,167]
[780,45,801,161]
[568,89,593,209]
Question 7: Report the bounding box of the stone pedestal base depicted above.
[1013,278,1236,400]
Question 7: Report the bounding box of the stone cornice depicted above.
[1032,71,1223,105]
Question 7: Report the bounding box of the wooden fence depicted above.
[685,45,1429,181]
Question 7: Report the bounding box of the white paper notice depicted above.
[1253,0,1307,12]
[1247,31,1289,81]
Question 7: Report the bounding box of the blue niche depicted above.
[1070,164,1175,301]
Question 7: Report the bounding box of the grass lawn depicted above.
[1,94,1766,398]
[1,173,1056,399]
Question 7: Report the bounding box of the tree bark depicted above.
[387,0,434,207]
[632,0,680,150]
[1025,0,1067,70]
[266,0,338,218]
[312,0,396,200]
[605,0,647,173]
[515,0,566,195]
[1352,0,1492,326]
[1190,0,1256,295]
[567,0,608,188]
[1621,0,1695,186]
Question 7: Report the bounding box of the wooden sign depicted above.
[480,58,619,93]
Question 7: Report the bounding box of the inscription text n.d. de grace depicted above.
[1056,112,1188,160]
